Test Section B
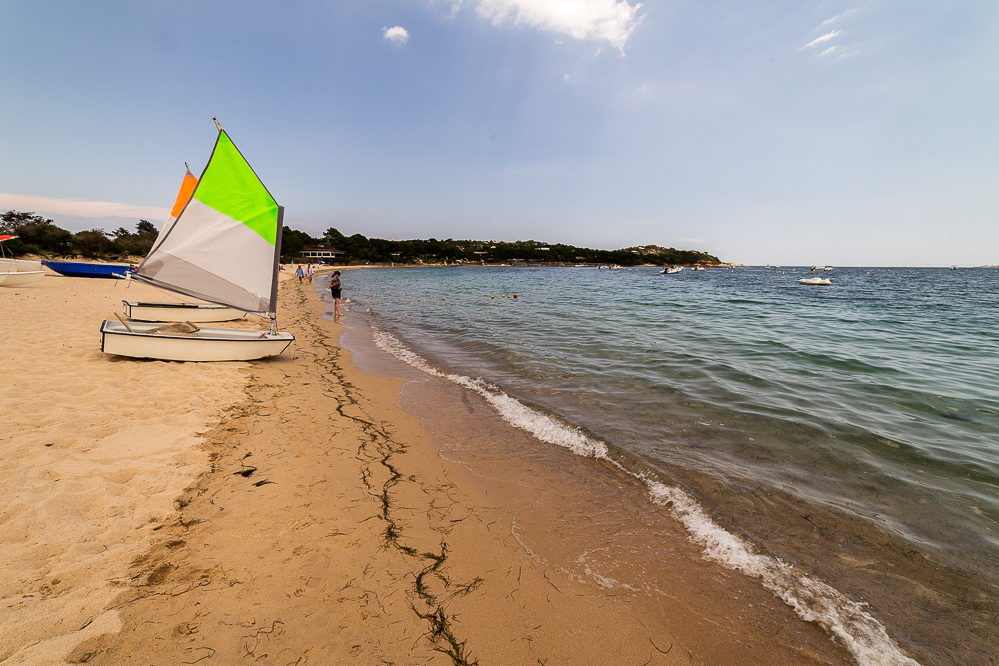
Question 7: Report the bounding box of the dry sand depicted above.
[1,267,853,665]
[0,269,250,664]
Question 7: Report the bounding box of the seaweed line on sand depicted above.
[300,285,481,666]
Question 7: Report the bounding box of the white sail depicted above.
[134,130,283,313]
[147,165,198,257]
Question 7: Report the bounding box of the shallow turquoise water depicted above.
[335,265,999,665]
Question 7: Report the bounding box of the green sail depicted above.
[193,130,279,245]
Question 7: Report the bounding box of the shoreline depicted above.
[3,273,855,664]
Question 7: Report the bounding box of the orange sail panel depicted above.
[169,167,198,218]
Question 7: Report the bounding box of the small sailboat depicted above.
[100,122,294,361]
[0,236,46,286]
[121,165,246,322]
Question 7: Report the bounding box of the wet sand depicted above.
[1,268,853,665]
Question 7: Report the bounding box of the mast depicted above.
[269,206,285,335]
[270,206,285,316]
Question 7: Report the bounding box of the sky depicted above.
[1,0,996,266]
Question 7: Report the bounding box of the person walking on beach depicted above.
[329,270,342,321]
[306,263,314,284]
[295,264,304,283]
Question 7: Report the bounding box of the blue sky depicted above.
[1,0,996,266]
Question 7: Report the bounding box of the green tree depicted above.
[72,229,113,256]
[280,227,316,260]
[111,222,158,257]
[136,219,158,235]
[0,210,73,255]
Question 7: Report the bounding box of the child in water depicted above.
[329,270,342,321]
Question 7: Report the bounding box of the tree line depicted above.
[1,210,722,266]
[283,227,721,266]
[1,211,159,259]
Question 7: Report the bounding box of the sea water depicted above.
[330,265,999,666]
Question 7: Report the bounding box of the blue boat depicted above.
[41,261,136,279]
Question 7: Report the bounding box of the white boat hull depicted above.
[0,271,45,286]
[122,300,247,322]
[100,320,294,362]
[0,258,45,286]
[799,277,831,285]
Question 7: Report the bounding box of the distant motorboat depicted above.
[823,266,833,271]
[799,277,831,286]
[691,266,705,271]
[660,265,683,275]
[950,265,959,270]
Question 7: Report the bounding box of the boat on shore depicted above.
[117,166,244,322]
[121,300,247,323]
[100,319,292,361]
[42,261,135,279]
[0,236,46,286]
[100,121,294,362]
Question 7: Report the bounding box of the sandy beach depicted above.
[1,267,854,665]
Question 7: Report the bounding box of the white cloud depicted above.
[476,0,644,51]
[801,29,841,50]
[820,9,858,27]
[0,193,166,220]
[437,0,465,18]
[633,83,648,96]
[382,26,410,44]
[819,45,839,57]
